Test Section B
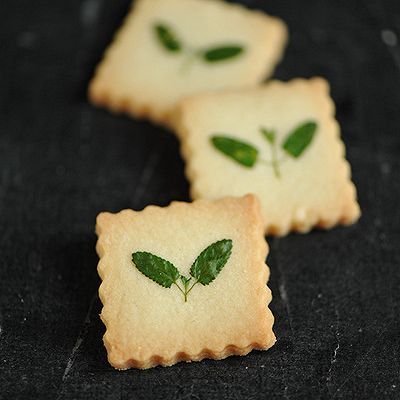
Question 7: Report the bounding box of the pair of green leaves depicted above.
[154,23,244,70]
[132,239,232,302]
[211,121,318,178]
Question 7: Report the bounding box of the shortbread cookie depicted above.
[96,195,275,369]
[88,0,288,127]
[175,78,361,236]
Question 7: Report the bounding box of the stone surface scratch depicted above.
[381,29,400,73]
[327,305,340,393]
[274,239,292,399]
[332,344,375,399]
[133,148,161,206]
[59,292,97,384]
[80,0,101,27]
[278,274,294,337]
[278,280,294,338]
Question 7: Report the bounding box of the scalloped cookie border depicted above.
[174,77,361,236]
[96,195,276,369]
[87,0,288,128]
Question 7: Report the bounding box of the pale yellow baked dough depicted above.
[175,78,361,236]
[96,195,275,369]
[88,0,288,127]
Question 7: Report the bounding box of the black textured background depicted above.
[1,0,400,399]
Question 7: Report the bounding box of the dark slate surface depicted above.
[1,0,399,398]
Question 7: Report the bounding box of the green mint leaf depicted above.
[202,45,244,62]
[282,121,318,158]
[190,239,233,286]
[211,135,258,167]
[132,252,180,288]
[260,127,276,144]
[154,23,182,52]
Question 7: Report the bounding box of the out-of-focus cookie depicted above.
[88,0,288,127]
[175,78,361,236]
[96,194,275,369]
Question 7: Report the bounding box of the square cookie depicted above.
[175,78,361,236]
[96,195,275,369]
[88,0,287,127]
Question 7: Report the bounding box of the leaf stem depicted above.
[174,279,199,302]
[271,137,281,178]
[259,156,287,166]
[180,49,199,74]
[173,282,186,296]
[260,150,283,177]
[186,280,199,297]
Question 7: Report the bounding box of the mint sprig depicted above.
[211,136,258,167]
[190,239,233,285]
[155,24,182,52]
[210,121,318,178]
[202,46,244,62]
[282,121,317,158]
[153,23,245,72]
[132,239,233,302]
[132,252,180,288]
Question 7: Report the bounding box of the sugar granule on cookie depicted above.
[88,0,288,127]
[96,195,275,370]
[175,77,361,236]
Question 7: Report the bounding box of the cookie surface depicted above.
[88,0,287,127]
[96,195,275,369]
[175,78,361,236]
